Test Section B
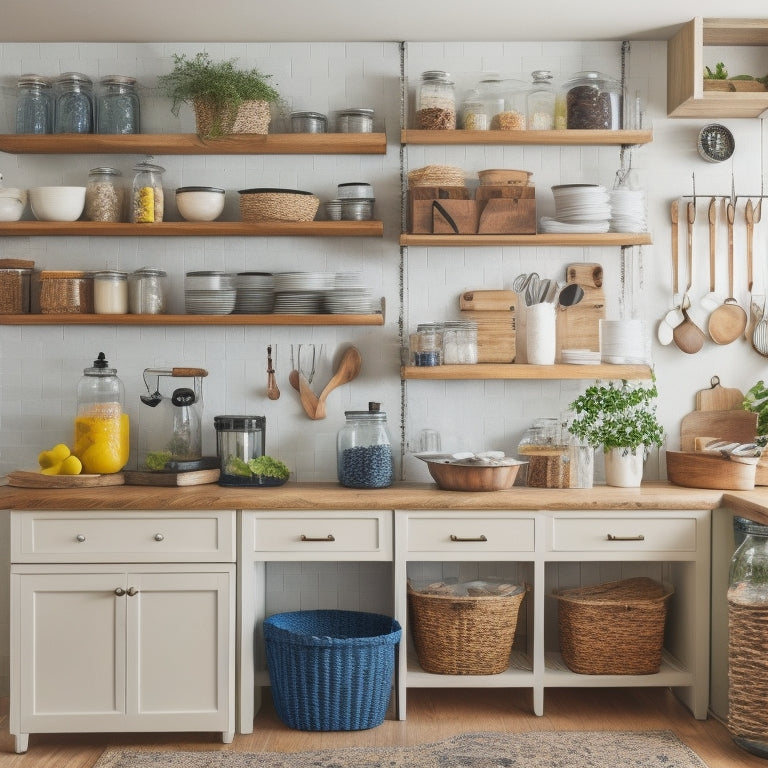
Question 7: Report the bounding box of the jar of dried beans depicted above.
[85,167,124,222]
[562,70,622,130]
[131,160,165,223]
[415,70,456,130]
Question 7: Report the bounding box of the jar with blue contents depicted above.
[337,403,393,488]
[15,75,53,134]
[54,72,94,133]
[97,75,140,134]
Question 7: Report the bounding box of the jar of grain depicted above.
[337,402,393,488]
[131,160,165,223]
[461,93,488,130]
[527,70,556,130]
[128,267,167,314]
[0,268,33,314]
[93,270,128,314]
[493,80,528,131]
[415,71,456,130]
[561,70,623,130]
[32,270,94,314]
[85,167,124,222]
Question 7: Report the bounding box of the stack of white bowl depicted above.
[184,271,236,315]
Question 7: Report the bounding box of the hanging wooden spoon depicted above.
[745,200,760,339]
[658,200,682,345]
[708,199,747,344]
[266,345,280,400]
[312,346,362,420]
[673,201,705,354]
[701,197,720,312]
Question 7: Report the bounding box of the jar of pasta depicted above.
[415,70,456,130]
[131,160,165,223]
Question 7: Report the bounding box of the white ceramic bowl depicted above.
[176,186,225,222]
[0,189,27,222]
[29,186,86,222]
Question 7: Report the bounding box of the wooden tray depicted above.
[123,468,220,486]
[5,470,125,488]
[666,451,756,490]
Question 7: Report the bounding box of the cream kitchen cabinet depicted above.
[9,509,236,753]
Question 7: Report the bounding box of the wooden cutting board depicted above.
[459,290,516,363]
[694,377,744,411]
[123,468,220,486]
[680,410,758,451]
[556,263,605,357]
[5,471,125,488]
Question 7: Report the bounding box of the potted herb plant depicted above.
[566,377,665,487]
[157,52,280,138]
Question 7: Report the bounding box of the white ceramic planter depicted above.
[603,446,645,487]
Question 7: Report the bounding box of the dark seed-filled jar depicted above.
[562,70,622,130]
[337,402,393,488]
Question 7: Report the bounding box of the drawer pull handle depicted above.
[126,587,139,597]
[606,534,645,541]
[450,534,488,543]
[114,587,126,596]
[300,534,336,542]
[75,534,86,543]
[154,533,165,542]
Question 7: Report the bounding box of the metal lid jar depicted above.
[337,402,393,488]
[128,267,167,314]
[214,415,267,486]
[93,270,128,314]
[97,75,140,134]
[85,166,123,222]
[527,70,556,130]
[54,72,94,134]
[131,160,165,223]
[290,111,327,133]
[335,108,374,133]
[415,70,456,130]
[15,74,53,134]
[561,70,623,130]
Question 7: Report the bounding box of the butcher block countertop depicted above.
[2,480,768,522]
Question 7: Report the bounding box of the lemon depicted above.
[59,455,83,475]
[51,443,71,461]
[38,450,56,468]
[80,443,124,474]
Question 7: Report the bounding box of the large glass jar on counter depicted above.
[561,70,623,130]
[54,72,94,133]
[15,74,53,134]
[73,352,129,474]
[97,75,140,134]
[337,402,393,488]
[131,160,165,223]
[415,70,456,130]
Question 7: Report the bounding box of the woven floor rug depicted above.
[92,730,708,768]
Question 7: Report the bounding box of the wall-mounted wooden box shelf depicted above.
[668,18,768,118]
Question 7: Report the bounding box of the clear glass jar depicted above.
[475,75,507,127]
[54,72,94,133]
[337,402,393,488]
[415,70,456,130]
[728,527,768,757]
[93,270,128,314]
[527,70,556,130]
[460,92,488,130]
[411,322,443,366]
[85,167,123,222]
[73,352,129,474]
[561,70,623,130]
[131,160,165,223]
[442,320,478,364]
[214,415,266,486]
[15,74,53,134]
[494,80,528,131]
[128,267,167,314]
[97,75,140,134]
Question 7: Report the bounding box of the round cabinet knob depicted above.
[126,586,139,596]
[153,533,164,542]
[114,587,126,596]
[75,534,86,543]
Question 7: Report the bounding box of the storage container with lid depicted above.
[290,111,327,133]
[32,270,94,314]
[85,167,123,222]
[54,72,94,133]
[411,322,444,366]
[561,70,623,130]
[494,80,528,131]
[97,75,140,134]
[15,74,53,134]
[335,108,374,133]
[93,270,128,314]
[128,267,167,314]
[527,70,556,129]
[214,415,267,486]
[131,160,165,223]
[517,417,593,488]
[0,268,33,314]
[442,320,478,364]
[73,351,130,474]
[415,70,456,130]
[337,402,393,488]
[460,93,488,130]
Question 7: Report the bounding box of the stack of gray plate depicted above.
[234,272,274,313]
[324,272,376,313]
[184,271,236,314]
[273,271,335,314]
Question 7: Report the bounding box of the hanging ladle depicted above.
[708,198,747,344]
[673,201,706,354]
[141,371,163,407]
[266,345,280,400]
[557,282,584,309]
[701,197,721,312]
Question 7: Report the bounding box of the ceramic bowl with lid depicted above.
[175,186,225,221]
[0,187,27,221]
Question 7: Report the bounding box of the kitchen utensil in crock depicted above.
[266,345,280,400]
[312,346,362,420]
[708,199,747,344]
[701,197,721,312]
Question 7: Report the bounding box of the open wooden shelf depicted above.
[0,132,388,155]
[400,232,652,247]
[401,129,652,146]
[0,221,383,238]
[401,363,653,381]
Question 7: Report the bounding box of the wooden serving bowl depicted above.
[477,169,532,186]
[665,450,756,490]
[421,458,526,492]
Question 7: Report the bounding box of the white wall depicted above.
[1,38,768,696]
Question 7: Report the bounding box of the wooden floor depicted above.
[0,687,766,768]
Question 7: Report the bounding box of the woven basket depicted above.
[194,98,271,136]
[263,609,401,731]
[407,582,525,675]
[554,577,673,675]
[408,164,465,187]
[239,188,320,222]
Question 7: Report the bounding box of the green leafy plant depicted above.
[704,62,729,79]
[157,52,280,137]
[567,377,665,458]
[224,454,290,480]
[743,380,768,447]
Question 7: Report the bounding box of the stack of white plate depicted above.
[609,189,647,233]
[561,348,602,365]
[184,271,236,315]
[539,184,611,233]
[234,272,274,313]
[273,271,335,314]
[324,273,375,313]
[600,319,649,364]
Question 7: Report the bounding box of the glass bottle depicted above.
[73,352,129,474]
[97,75,140,134]
[85,167,124,222]
[415,70,456,130]
[15,74,53,134]
[728,527,768,757]
[337,402,393,488]
[527,70,556,130]
[131,160,165,223]
[54,72,94,133]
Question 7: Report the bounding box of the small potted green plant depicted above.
[566,377,665,487]
[157,52,280,138]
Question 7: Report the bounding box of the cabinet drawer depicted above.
[243,510,392,560]
[10,510,236,563]
[405,515,535,553]
[550,515,697,552]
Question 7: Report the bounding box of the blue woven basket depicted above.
[263,609,401,731]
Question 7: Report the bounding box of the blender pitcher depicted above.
[138,367,207,470]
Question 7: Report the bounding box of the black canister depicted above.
[214,415,266,486]
[337,402,393,488]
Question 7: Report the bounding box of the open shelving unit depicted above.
[401,363,652,381]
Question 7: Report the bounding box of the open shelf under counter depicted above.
[401,129,653,146]
[401,363,653,381]
[0,132,388,155]
[0,220,383,238]
[400,232,652,247]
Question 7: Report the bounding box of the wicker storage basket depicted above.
[554,577,673,675]
[263,609,401,731]
[407,580,526,675]
[194,98,271,135]
[239,188,320,222]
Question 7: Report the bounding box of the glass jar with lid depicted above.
[442,320,478,364]
[411,322,444,366]
[128,267,167,314]
[85,167,124,222]
[15,74,53,134]
[337,402,394,488]
[494,79,528,131]
[415,70,456,130]
[561,70,623,130]
[93,270,128,314]
[460,90,488,130]
[527,70,556,130]
[131,160,165,223]
[54,72,94,133]
[97,75,140,134]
